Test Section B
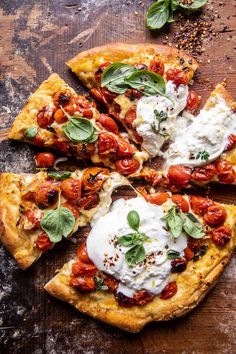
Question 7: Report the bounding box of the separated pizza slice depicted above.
[8,73,148,177]
[45,190,236,332]
[0,168,129,269]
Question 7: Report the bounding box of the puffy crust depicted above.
[66,42,199,89]
[44,203,236,332]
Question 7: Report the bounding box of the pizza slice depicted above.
[45,190,236,332]
[0,168,129,269]
[8,73,148,176]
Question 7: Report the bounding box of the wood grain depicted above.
[1,0,236,353]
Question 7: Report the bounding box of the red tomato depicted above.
[117,137,134,158]
[103,275,119,293]
[35,182,59,207]
[125,89,142,100]
[53,89,71,107]
[146,192,169,205]
[97,132,119,158]
[114,292,134,307]
[76,241,91,264]
[166,68,188,86]
[70,276,96,292]
[186,90,200,111]
[225,134,236,151]
[34,152,55,168]
[115,158,140,175]
[61,178,82,202]
[36,232,53,251]
[74,96,94,119]
[171,257,187,273]
[77,194,100,210]
[101,87,118,102]
[160,281,177,300]
[82,167,109,192]
[90,88,108,106]
[204,205,227,227]
[72,259,97,276]
[54,108,68,124]
[133,290,154,306]
[36,106,54,128]
[171,194,189,212]
[149,60,165,76]
[95,61,111,82]
[97,114,119,134]
[168,165,192,188]
[124,106,137,127]
[33,134,45,147]
[24,210,40,229]
[215,159,235,184]
[184,246,194,261]
[211,225,231,247]
[191,164,216,183]
[190,195,214,216]
[62,202,79,219]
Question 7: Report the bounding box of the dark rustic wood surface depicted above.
[1,1,236,353]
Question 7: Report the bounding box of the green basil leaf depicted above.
[147,0,170,30]
[47,171,72,180]
[118,232,147,247]
[163,206,183,238]
[41,206,75,243]
[63,118,95,143]
[177,0,207,10]
[125,70,166,97]
[182,213,205,239]
[86,130,98,143]
[24,126,38,140]
[170,0,179,11]
[127,210,140,231]
[167,249,180,260]
[125,245,146,267]
[101,63,137,94]
[94,277,109,291]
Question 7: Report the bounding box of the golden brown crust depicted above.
[67,42,199,89]
[44,203,236,332]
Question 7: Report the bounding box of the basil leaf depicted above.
[147,0,170,30]
[127,210,140,231]
[118,232,147,247]
[162,206,183,238]
[101,63,137,94]
[94,277,109,291]
[47,171,72,180]
[125,245,146,267]
[125,70,166,97]
[86,130,98,143]
[177,0,207,10]
[167,249,180,260]
[41,206,75,243]
[63,118,95,143]
[170,0,179,11]
[24,126,38,140]
[182,213,205,239]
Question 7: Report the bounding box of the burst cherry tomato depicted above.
[76,241,91,264]
[133,290,154,306]
[33,134,45,147]
[146,192,169,205]
[190,195,214,216]
[124,106,136,127]
[61,178,82,202]
[171,257,187,273]
[125,89,142,100]
[186,90,200,111]
[95,61,111,82]
[160,281,177,300]
[90,88,108,106]
[191,164,216,183]
[97,132,119,158]
[34,152,55,168]
[36,232,53,251]
[82,167,109,192]
[74,96,94,119]
[184,246,194,261]
[97,114,119,134]
[204,205,227,227]
[117,137,134,158]
[114,292,134,307]
[115,158,140,175]
[53,89,71,107]
[171,194,189,212]
[36,106,54,128]
[103,275,119,293]
[211,225,231,247]
[53,139,70,155]
[70,276,96,292]
[166,68,188,86]
[35,182,59,207]
[24,210,40,229]
[77,194,100,210]
[54,108,68,124]
[62,202,79,219]
[149,60,165,76]
[72,259,97,276]
[225,134,236,151]
[168,165,192,188]
[101,87,118,102]
[215,159,235,184]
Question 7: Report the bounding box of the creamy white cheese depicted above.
[165,94,236,168]
[87,197,187,297]
[134,81,189,157]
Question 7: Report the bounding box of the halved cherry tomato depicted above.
[171,257,187,273]
[72,259,97,276]
[62,202,79,219]
[53,89,71,107]
[146,192,169,205]
[168,165,192,188]
[225,134,236,151]
[103,275,119,293]
[172,194,189,212]
[215,159,235,184]
[124,106,136,127]
[61,178,82,202]
[125,89,142,100]
[160,281,177,300]
[114,292,134,307]
[82,167,109,192]
[184,246,194,261]
[190,195,214,216]
[95,61,111,82]
[191,164,216,183]
[115,158,140,175]
[133,290,154,306]
[186,90,200,111]
[70,276,96,292]
[97,114,119,134]
[166,68,188,86]
[35,182,60,207]
[34,152,55,168]
[97,132,119,158]
[76,241,91,264]
[204,205,227,227]
[37,106,54,128]
[74,96,93,119]
[211,225,231,247]
[24,210,40,229]
[63,101,75,115]
[36,232,53,251]
[77,194,100,210]
[54,108,68,124]
[149,60,165,76]
[117,137,134,158]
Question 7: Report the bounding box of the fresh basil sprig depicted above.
[101,63,137,94]
[162,206,183,238]
[24,126,38,140]
[47,171,72,180]
[40,192,75,243]
[125,70,166,97]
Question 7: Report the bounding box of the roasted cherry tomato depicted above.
[204,205,227,227]
[225,134,236,151]
[61,178,82,202]
[125,89,142,100]
[34,152,55,168]
[160,281,177,300]
[133,290,154,306]
[36,232,53,251]
[124,106,136,127]
[166,68,188,86]
[72,142,96,159]
[62,202,79,219]
[215,159,235,184]
[97,114,119,134]
[95,61,111,82]
[24,210,40,229]
[53,139,70,155]
[76,241,91,264]
[35,182,59,207]
[53,89,71,107]
[33,134,45,147]
[90,88,108,106]
[115,158,140,175]
[146,192,169,205]
[186,90,200,111]
[36,106,54,128]
[54,108,68,124]
[184,246,194,261]
[190,195,214,216]
[82,167,109,192]
[97,132,119,158]
[117,137,134,158]
[171,257,187,273]
[149,60,165,76]
[171,194,189,212]
[101,87,118,102]
[191,164,216,183]
[115,292,134,307]
[70,276,96,292]
[103,275,119,293]
[211,225,231,247]
[77,194,100,210]
[74,96,94,119]
[168,165,192,188]
[72,259,97,276]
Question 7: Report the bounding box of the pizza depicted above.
[45,191,236,332]
[0,168,129,269]
[8,73,148,177]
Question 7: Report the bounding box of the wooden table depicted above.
[1,1,236,352]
